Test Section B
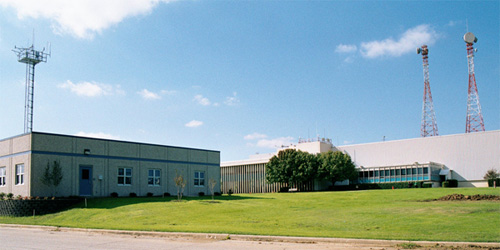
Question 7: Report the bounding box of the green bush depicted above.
[110,192,118,198]
[0,192,5,200]
[442,179,458,188]
[146,192,154,197]
[198,192,205,197]
[422,183,432,188]
[487,178,500,187]
[129,192,137,197]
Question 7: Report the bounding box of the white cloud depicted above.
[256,136,294,149]
[185,120,203,128]
[360,24,438,58]
[224,92,240,106]
[193,95,211,106]
[244,132,268,140]
[58,80,123,97]
[0,0,176,39]
[335,44,357,53]
[75,131,120,140]
[160,89,177,95]
[138,89,161,100]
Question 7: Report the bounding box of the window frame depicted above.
[148,169,161,187]
[0,167,6,186]
[194,171,205,187]
[117,167,132,186]
[15,164,24,185]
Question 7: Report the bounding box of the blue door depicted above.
[79,166,92,196]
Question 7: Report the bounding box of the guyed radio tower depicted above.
[12,38,50,133]
[417,45,438,137]
[463,32,485,133]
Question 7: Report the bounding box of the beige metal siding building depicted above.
[0,132,220,197]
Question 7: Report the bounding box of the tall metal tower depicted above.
[417,45,438,137]
[12,42,50,133]
[463,32,485,133]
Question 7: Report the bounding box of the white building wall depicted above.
[337,130,500,183]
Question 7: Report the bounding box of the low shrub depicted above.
[488,178,500,187]
[443,179,458,188]
[0,192,5,200]
[227,189,233,196]
[110,192,118,198]
[198,192,205,197]
[6,193,13,199]
[146,192,154,197]
[214,192,221,196]
[163,192,170,197]
[279,187,289,193]
[129,192,137,197]
[422,183,433,188]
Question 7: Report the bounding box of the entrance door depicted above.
[79,166,93,196]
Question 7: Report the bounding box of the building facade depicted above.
[221,130,499,193]
[0,132,220,197]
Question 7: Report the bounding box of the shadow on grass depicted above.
[74,195,270,209]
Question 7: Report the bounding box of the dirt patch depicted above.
[430,194,500,201]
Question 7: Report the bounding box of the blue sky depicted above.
[0,1,498,162]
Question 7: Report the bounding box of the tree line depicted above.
[265,149,358,188]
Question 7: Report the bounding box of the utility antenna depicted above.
[12,35,50,133]
[417,45,438,137]
[463,32,485,133]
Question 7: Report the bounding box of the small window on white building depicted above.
[194,171,205,187]
[148,169,161,186]
[0,167,6,186]
[118,168,132,185]
[15,164,24,185]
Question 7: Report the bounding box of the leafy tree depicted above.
[266,149,317,187]
[40,160,64,197]
[174,170,186,202]
[208,178,217,201]
[484,169,499,180]
[317,151,357,185]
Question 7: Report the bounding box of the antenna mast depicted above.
[12,38,50,133]
[463,32,485,133]
[417,45,438,137]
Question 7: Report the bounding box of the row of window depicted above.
[117,168,205,187]
[359,167,429,178]
[0,164,24,187]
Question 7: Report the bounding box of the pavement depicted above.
[0,224,499,249]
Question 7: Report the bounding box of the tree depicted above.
[208,178,217,201]
[317,151,357,186]
[174,170,186,202]
[484,169,499,180]
[40,160,64,197]
[266,149,317,188]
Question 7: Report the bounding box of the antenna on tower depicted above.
[417,45,438,137]
[12,34,51,133]
[463,32,485,133]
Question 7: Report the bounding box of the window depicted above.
[194,171,205,187]
[418,168,423,174]
[423,167,429,174]
[380,170,385,177]
[148,169,161,186]
[390,169,395,176]
[374,171,379,177]
[15,164,24,185]
[412,168,417,175]
[396,169,400,175]
[385,170,390,177]
[401,169,406,175]
[0,167,5,186]
[118,168,132,185]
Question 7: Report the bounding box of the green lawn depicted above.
[1,188,499,242]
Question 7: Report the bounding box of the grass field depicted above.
[1,188,499,242]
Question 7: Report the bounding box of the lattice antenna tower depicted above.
[12,37,50,133]
[463,32,485,133]
[417,45,438,137]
